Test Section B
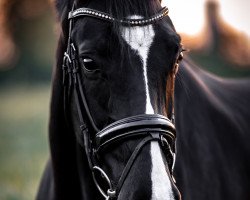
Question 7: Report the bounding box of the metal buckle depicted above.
[64,52,72,63]
[92,166,116,199]
[160,134,176,174]
[160,134,167,147]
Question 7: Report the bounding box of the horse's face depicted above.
[69,0,182,199]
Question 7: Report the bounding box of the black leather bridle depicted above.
[62,4,177,200]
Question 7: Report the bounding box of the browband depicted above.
[68,7,169,26]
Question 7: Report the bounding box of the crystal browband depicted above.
[68,7,169,26]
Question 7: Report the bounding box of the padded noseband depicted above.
[95,114,176,152]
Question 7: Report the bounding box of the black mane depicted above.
[107,0,161,19]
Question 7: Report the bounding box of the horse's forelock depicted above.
[54,0,163,18]
[108,0,161,19]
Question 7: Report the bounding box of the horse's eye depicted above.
[177,52,184,62]
[82,58,99,72]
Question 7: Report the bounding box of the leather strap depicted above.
[95,114,176,153]
[115,134,161,196]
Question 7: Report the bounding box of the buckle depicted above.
[92,166,116,199]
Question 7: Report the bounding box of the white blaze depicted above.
[151,142,174,200]
[121,17,154,114]
[121,16,174,200]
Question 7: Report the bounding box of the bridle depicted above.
[62,4,177,200]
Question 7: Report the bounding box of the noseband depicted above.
[62,4,176,199]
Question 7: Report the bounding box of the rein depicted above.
[62,4,177,199]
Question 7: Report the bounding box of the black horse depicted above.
[37,0,250,200]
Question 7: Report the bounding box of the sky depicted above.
[161,0,250,36]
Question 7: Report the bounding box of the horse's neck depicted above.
[174,59,219,128]
[174,58,250,199]
[175,59,250,133]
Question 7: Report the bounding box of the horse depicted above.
[36,0,250,199]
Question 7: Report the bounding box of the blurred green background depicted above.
[0,1,55,199]
[0,0,249,200]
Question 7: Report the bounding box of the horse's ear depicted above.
[54,0,72,17]
[54,0,89,18]
[54,0,89,33]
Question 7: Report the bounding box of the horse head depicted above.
[53,0,184,199]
